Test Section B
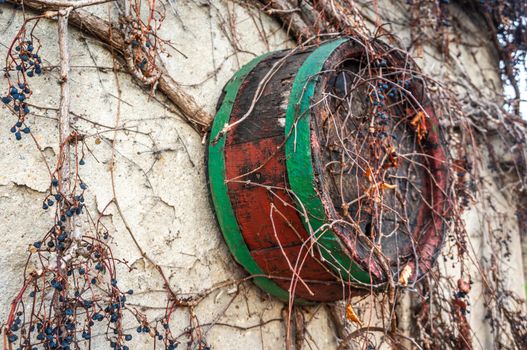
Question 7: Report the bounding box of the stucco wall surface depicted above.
[0,1,524,349]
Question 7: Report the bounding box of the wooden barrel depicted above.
[207,38,449,302]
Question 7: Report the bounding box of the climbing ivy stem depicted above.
[54,6,72,325]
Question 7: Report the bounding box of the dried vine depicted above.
[252,1,527,349]
[1,0,526,349]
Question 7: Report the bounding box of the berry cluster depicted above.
[2,38,43,140]
[5,256,137,350]
[12,40,43,77]
[5,164,184,348]
[41,172,87,217]
[369,78,410,136]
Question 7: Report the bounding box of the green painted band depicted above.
[284,39,371,284]
[208,53,293,301]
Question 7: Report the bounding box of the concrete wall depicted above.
[0,1,524,349]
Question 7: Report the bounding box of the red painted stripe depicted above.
[223,59,345,301]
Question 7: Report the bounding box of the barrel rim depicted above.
[284,38,373,285]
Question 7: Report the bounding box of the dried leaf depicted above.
[346,303,364,327]
[410,111,427,143]
[399,265,413,286]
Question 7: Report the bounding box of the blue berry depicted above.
[33,241,42,248]
[127,289,133,295]
[47,198,54,206]
[10,126,16,133]
[10,87,18,95]
[8,334,18,342]
[136,326,142,333]
[15,121,22,127]
[79,159,85,165]
[125,334,132,341]
[377,59,387,67]
[52,178,58,186]
[27,45,34,52]
[23,105,30,114]
[82,331,91,340]
[2,96,12,104]
[22,127,30,134]
[15,131,21,140]
[80,182,87,190]
[79,267,85,274]
[65,308,73,316]
[27,71,34,77]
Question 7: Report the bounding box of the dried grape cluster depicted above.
[2,33,42,140]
